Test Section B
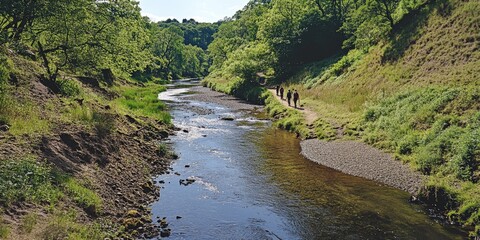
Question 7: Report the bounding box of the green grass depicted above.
[61,101,115,137]
[0,157,103,216]
[0,85,51,135]
[113,84,171,124]
[63,178,102,214]
[42,210,107,240]
[263,91,311,138]
[0,223,9,239]
[362,85,480,233]
[20,212,38,234]
[0,158,63,207]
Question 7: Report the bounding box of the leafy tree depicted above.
[25,0,151,81]
[0,0,55,43]
[342,0,401,49]
[150,25,184,79]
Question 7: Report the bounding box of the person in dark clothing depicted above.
[276,85,280,96]
[279,87,284,100]
[293,90,299,108]
[286,89,292,106]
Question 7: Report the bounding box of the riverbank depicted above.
[0,53,175,239]
[190,83,425,195]
[301,140,424,195]
[202,76,479,236]
[154,80,467,239]
[267,88,424,194]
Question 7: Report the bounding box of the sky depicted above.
[137,0,251,23]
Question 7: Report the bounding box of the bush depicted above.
[449,128,479,181]
[56,78,81,97]
[0,158,62,206]
[92,112,115,138]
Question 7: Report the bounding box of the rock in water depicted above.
[220,117,235,121]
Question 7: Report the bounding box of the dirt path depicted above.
[268,88,347,138]
[268,89,317,125]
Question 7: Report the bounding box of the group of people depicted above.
[276,85,300,108]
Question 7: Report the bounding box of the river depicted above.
[152,79,466,239]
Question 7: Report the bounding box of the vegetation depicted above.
[0,158,62,207]
[1,0,195,237]
[204,0,479,236]
[41,210,107,240]
[1,0,478,237]
[114,83,171,124]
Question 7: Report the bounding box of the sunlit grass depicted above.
[42,210,107,240]
[0,96,51,136]
[63,178,102,214]
[113,84,171,124]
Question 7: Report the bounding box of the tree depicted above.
[26,0,151,81]
[0,0,55,43]
[341,0,400,50]
[150,26,184,78]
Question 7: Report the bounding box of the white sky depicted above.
[138,0,250,23]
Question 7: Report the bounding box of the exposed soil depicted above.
[0,65,175,239]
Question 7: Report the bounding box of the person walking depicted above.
[286,89,292,106]
[279,87,284,100]
[293,90,300,108]
[276,85,280,96]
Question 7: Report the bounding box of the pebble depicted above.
[300,139,424,195]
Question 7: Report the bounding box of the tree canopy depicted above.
[0,0,217,82]
[207,0,428,80]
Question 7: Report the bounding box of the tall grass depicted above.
[42,210,107,240]
[0,157,103,215]
[0,158,63,207]
[362,86,480,232]
[63,178,102,214]
[113,84,171,124]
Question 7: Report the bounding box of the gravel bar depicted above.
[182,86,263,111]
[300,139,425,195]
[185,86,424,195]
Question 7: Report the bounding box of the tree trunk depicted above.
[101,68,115,86]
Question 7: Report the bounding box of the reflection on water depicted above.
[151,80,466,239]
[253,128,465,239]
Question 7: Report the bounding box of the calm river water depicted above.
[152,79,466,239]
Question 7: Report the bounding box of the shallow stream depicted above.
[152,79,466,239]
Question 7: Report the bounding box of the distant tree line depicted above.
[0,0,218,84]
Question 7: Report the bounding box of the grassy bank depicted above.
[204,0,479,235]
[0,50,173,239]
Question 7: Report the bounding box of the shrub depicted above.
[92,112,115,138]
[449,129,479,181]
[56,78,81,97]
[0,158,62,206]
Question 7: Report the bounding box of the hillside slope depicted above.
[281,0,479,236]
[203,0,479,236]
[0,50,174,239]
